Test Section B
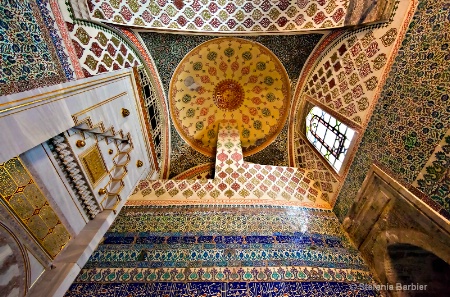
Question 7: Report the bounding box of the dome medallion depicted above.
[169,37,290,157]
[213,79,245,111]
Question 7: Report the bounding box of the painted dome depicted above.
[169,37,290,157]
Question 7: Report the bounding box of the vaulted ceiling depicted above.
[140,33,323,177]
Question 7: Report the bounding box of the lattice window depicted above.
[138,67,163,167]
[306,106,354,172]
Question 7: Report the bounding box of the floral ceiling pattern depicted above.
[169,38,290,157]
[139,33,322,178]
[86,0,349,33]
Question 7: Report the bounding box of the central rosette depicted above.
[213,79,244,111]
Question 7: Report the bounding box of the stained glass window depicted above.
[306,107,354,172]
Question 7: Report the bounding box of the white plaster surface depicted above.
[8,69,153,297]
[27,249,45,289]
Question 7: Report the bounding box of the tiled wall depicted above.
[289,0,416,208]
[0,0,66,95]
[64,205,378,296]
[85,0,393,34]
[298,0,412,128]
[413,129,450,214]
[131,121,330,209]
[335,0,450,221]
[0,0,144,91]
[66,20,141,77]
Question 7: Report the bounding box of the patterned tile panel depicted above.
[64,205,378,296]
[300,0,412,127]
[0,0,66,95]
[335,0,450,221]
[86,0,350,33]
[0,157,71,258]
[288,0,416,210]
[36,0,77,80]
[293,133,340,205]
[57,0,143,77]
[65,282,379,296]
[413,129,450,215]
[66,21,141,77]
[49,0,85,79]
[130,121,330,208]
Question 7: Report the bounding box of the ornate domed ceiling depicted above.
[169,37,290,157]
[141,33,323,177]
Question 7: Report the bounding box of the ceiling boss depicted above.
[169,37,290,157]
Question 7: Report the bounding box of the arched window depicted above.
[306,106,355,172]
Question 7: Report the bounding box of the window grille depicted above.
[138,67,163,167]
[306,106,354,171]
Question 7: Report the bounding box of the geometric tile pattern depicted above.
[0,157,71,258]
[335,0,450,221]
[129,121,331,209]
[86,0,349,33]
[47,0,86,79]
[169,37,290,157]
[293,133,340,206]
[287,0,417,212]
[413,129,450,216]
[0,0,66,95]
[302,2,409,127]
[66,20,141,77]
[64,205,378,296]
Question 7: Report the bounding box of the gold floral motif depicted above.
[80,145,108,186]
[0,158,70,258]
[213,79,245,111]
